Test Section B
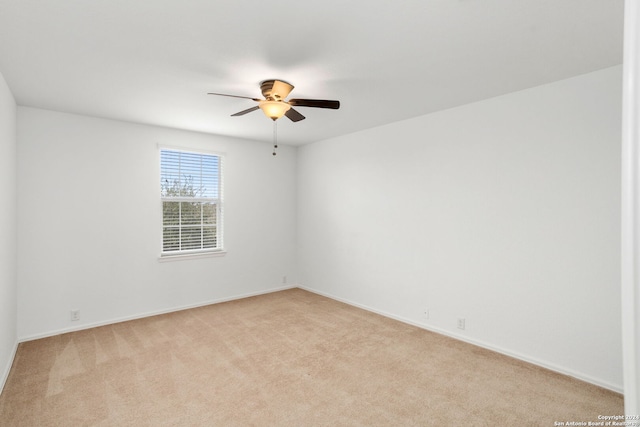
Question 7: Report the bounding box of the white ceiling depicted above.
[0,0,624,146]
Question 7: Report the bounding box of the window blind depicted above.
[160,149,222,254]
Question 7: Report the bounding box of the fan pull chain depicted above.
[272,120,278,156]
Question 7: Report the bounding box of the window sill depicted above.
[158,250,227,262]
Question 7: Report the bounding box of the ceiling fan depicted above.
[208,79,340,122]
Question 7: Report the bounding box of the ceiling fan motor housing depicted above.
[260,79,294,101]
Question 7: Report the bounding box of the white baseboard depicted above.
[298,285,623,394]
[19,285,296,343]
[0,339,18,396]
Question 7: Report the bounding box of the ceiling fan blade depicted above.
[231,106,260,116]
[208,92,260,101]
[285,108,305,122]
[288,99,340,109]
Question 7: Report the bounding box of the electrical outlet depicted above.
[70,309,80,321]
[282,275,287,284]
[424,308,430,319]
[457,318,465,330]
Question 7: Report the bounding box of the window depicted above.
[160,148,223,256]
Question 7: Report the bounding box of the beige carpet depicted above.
[0,288,623,426]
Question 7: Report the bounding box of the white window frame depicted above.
[159,146,225,260]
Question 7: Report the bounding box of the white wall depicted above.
[17,107,297,339]
[0,72,17,391]
[297,66,623,391]
[622,0,640,412]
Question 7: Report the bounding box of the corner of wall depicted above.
[0,69,18,397]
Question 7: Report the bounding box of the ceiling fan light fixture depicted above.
[259,100,291,120]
